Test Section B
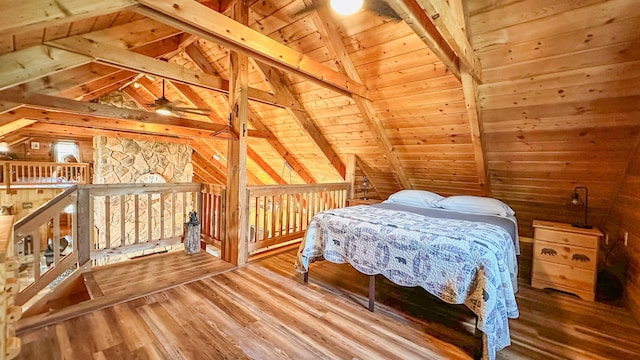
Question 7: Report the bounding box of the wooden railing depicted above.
[0,161,90,188]
[0,215,20,360]
[87,183,201,260]
[247,183,349,254]
[200,183,225,249]
[12,187,79,308]
[8,182,202,315]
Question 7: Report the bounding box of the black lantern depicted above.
[566,186,592,229]
[361,176,370,200]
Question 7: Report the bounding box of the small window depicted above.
[54,142,80,163]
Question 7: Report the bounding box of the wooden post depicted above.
[223,0,249,266]
[76,187,92,271]
[345,154,356,199]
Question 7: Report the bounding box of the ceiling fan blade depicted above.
[171,107,212,116]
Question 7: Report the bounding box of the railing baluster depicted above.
[160,192,165,240]
[134,194,139,245]
[32,232,40,281]
[53,213,61,265]
[105,196,111,249]
[147,193,152,243]
[120,195,126,247]
[171,192,176,238]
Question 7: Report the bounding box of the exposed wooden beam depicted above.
[0,102,21,115]
[17,122,192,144]
[461,73,489,194]
[0,89,230,133]
[4,107,222,140]
[413,0,482,81]
[47,36,228,90]
[450,0,489,194]
[46,36,298,109]
[224,0,250,266]
[0,119,36,137]
[254,63,346,178]
[308,0,411,189]
[386,0,460,79]
[182,45,316,183]
[191,151,227,184]
[135,0,370,99]
[0,45,92,91]
[0,0,136,35]
[184,44,301,110]
[136,78,274,184]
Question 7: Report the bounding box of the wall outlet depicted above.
[624,231,629,246]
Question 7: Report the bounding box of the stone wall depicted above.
[93,136,194,263]
[93,136,193,184]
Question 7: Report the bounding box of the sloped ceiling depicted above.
[0,0,639,236]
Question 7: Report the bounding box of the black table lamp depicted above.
[567,186,592,229]
[361,176,370,200]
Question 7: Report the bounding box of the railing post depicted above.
[4,162,11,194]
[77,187,92,271]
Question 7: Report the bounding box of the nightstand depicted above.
[347,198,383,206]
[531,220,603,301]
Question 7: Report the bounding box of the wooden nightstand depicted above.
[531,220,603,301]
[347,198,383,206]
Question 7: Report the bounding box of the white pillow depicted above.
[386,190,444,208]
[437,196,515,217]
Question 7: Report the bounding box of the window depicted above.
[54,142,80,163]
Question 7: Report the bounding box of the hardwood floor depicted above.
[17,251,236,333]
[17,250,640,359]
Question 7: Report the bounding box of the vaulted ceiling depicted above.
[1,0,639,236]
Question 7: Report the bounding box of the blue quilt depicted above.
[295,205,519,360]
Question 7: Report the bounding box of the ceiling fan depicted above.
[148,79,211,117]
[293,0,401,20]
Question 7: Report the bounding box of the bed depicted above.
[295,193,520,360]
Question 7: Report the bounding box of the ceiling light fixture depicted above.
[155,105,173,116]
[330,0,363,15]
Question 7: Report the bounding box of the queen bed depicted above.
[295,191,520,360]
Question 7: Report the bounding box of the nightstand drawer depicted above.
[534,227,598,248]
[533,240,596,270]
[532,260,595,292]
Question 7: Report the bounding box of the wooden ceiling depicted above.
[1,0,639,236]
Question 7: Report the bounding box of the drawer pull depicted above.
[540,248,557,256]
[572,253,590,262]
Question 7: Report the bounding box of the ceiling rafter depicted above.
[0,0,136,35]
[45,36,299,109]
[134,0,370,99]
[449,0,489,195]
[253,62,346,178]
[137,77,283,184]
[307,0,411,189]
[13,122,193,145]
[0,91,234,139]
[412,0,482,81]
[183,43,317,184]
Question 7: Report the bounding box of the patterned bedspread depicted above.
[295,205,519,360]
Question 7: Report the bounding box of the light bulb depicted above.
[330,0,364,16]
[155,107,173,116]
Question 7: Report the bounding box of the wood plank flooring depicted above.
[17,250,640,359]
[17,251,235,333]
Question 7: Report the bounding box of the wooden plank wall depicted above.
[603,144,640,322]
[5,137,93,163]
[469,0,640,236]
